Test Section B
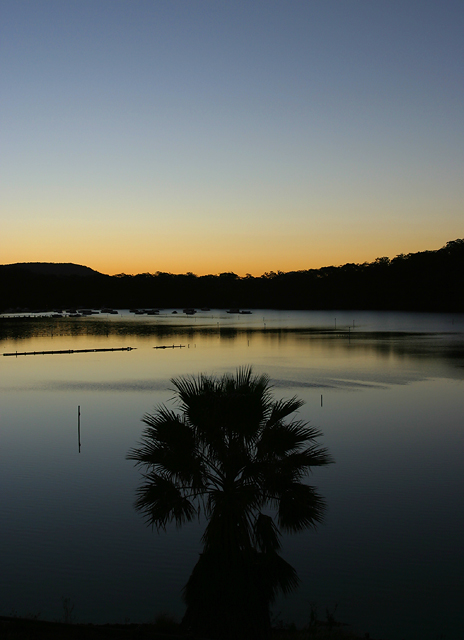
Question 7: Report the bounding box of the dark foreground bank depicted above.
[0,615,384,640]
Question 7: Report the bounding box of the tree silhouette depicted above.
[127,367,333,639]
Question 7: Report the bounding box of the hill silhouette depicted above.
[1,239,463,312]
[4,262,104,277]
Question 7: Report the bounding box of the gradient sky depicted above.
[1,0,463,276]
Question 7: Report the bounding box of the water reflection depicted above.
[9,379,172,393]
[2,314,464,378]
[1,311,463,639]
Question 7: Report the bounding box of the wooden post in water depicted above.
[321,395,323,407]
[78,406,81,453]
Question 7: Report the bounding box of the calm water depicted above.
[1,310,463,639]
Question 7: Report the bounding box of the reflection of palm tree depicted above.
[127,367,333,639]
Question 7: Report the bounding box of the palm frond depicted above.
[127,407,207,487]
[299,443,335,468]
[172,369,272,445]
[275,448,334,482]
[128,408,190,458]
[134,473,197,530]
[277,483,327,532]
[266,396,305,427]
[257,420,313,459]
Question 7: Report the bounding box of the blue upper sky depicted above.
[1,0,463,275]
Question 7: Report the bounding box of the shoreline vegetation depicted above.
[1,239,463,313]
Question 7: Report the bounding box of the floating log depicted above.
[153,345,186,349]
[3,347,136,357]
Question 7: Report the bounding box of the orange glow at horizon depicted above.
[2,226,460,277]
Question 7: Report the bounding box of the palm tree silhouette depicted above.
[127,367,333,639]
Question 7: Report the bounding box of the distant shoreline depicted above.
[1,239,463,314]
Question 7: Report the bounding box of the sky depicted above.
[1,0,463,276]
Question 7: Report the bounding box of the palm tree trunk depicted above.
[182,548,272,640]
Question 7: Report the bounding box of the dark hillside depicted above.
[0,265,109,311]
[4,262,104,277]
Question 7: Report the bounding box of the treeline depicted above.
[1,239,463,312]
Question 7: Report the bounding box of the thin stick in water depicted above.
[78,406,81,453]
